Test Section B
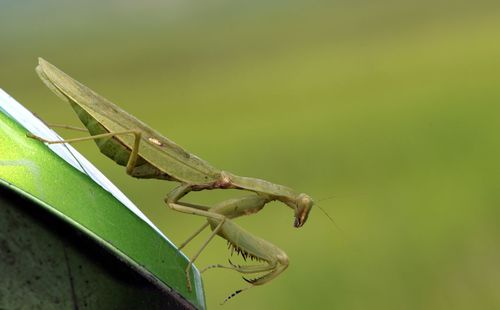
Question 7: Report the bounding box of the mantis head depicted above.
[293,193,314,228]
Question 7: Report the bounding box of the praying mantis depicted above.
[29,58,314,302]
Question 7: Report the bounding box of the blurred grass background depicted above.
[2,0,500,309]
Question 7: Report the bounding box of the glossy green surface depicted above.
[0,184,195,309]
[0,99,205,309]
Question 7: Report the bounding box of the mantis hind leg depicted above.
[27,129,142,174]
[46,124,88,132]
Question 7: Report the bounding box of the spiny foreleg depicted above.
[165,185,278,293]
[206,215,289,303]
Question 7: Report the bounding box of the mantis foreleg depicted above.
[165,184,289,300]
[202,260,277,274]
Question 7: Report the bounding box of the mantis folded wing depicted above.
[29,58,314,302]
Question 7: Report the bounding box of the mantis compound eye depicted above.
[294,193,314,228]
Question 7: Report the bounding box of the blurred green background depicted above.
[2,1,500,309]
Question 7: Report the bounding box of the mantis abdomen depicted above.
[69,101,174,180]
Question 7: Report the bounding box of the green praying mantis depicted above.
[28,58,314,302]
